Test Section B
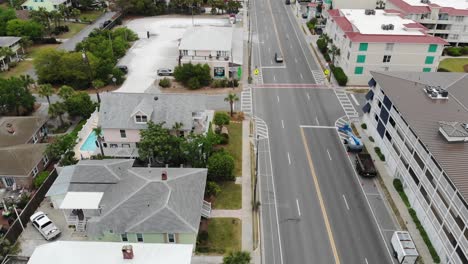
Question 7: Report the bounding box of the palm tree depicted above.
[93,126,105,156]
[38,83,53,104]
[329,44,341,65]
[224,93,239,117]
[58,85,75,100]
[48,102,66,127]
[19,74,35,89]
[172,122,184,137]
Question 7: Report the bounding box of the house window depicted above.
[167,233,176,243]
[423,67,431,72]
[42,155,49,166]
[385,43,394,51]
[137,233,143,242]
[135,115,148,123]
[425,56,434,64]
[110,144,118,148]
[428,44,437,53]
[32,134,38,143]
[3,177,15,187]
[356,55,366,63]
[354,66,363,75]
[359,43,368,51]
[122,144,130,148]
[120,130,126,138]
[181,50,188,56]
[347,52,350,60]
[216,51,228,57]
[32,166,39,177]
[455,16,464,22]
[382,55,391,63]
[121,233,128,242]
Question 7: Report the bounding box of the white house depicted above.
[0,37,23,71]
[387,0,468,45]
[362,71,468,264]
[22,0,72,11]
[324,9,447,85]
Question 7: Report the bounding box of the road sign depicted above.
[324,69,330,76]
[254,68,259,76]
[237,66,242,79]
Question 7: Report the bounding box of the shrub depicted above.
[205,181,221,197]
[368,136,374,142]
[198,231,209,242]
[374,146,385,161]
[159,78,171,88]
[174,63,211,88]
[34,171,49,189]
[446,47,462,56]
[219,133,229,144]
[316,38,328,54]
[437,67,450,72]
[393,179,410,208]
[207,151,235,181]
[214,112,230,128]
[331,66,348,86]
[462,46,468,55]
[188,77,201,89]
[361,123,367,130]
[409,208,440,263]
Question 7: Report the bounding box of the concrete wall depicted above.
[330,0,381,9]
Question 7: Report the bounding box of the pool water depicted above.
[80,131,98,151]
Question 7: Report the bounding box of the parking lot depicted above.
[117,16,232,93]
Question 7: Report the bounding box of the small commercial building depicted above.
[362,71,468,263]
[22,0,72,11]
[387,0,468,45]
[324,9,447,85]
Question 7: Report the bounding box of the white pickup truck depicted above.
[391,231,419,264]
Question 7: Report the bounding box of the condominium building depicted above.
[362,71,468,264]
[387,0,468,45]
[323,0,386,10]
[324,9,447,85]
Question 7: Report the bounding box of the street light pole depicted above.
[82,49,100,103]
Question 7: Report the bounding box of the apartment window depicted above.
[382,55,391,63]
[455,16,464,22]
[420,185,430,204]
[349,41,352,48]
[456,246,468,264]
[32,134,38,143]
[425,56,434,64]
[122,144,130,148]
[413,152,425,170]
[385,43,394,51]
[425,170,436,188]
[428,44,437,53]
[423,67,431,72]
[389,116,395,127]
[110,144,118,148]
[430,204,443,224]
[451,34,460,40]
[135,115,148,123]
[120,130,126,138]
[42,155,49,166]
[32,166,39,177]
[121,233,128,242]
[354,66,364,75]
[377,100,382,109]
[181,50,188,56]
[137,233,144,242]
[374,114,379,122]
[385,131,392,142]
[356,55,366,63]
[442,225,457,247]
[359,43,368,51]
[167,233,176,243]
[408,167,419,185]
[216,51,228,57]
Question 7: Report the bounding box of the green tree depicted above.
[224,93,239,117]
[34,48,66,84]
[19,74,35,89]
[58,85,75,100]
[207,151,235,181]
[329,44,340,65]
[93,126,104,156]
[64,91,96,118]
[33,171,49,189]
[226,0,241,13]
[184,128,220,167]
[116,0,166,15]
[172,122,184,137]
[70,8,81,20]
[6,19,44,39]
[46,134,75,160]
[223,251,251,264]
[38,83,53,104]
[0,76,35,115]
[138,122,186,165]
[29,8,52,34]
[48,102,67,126]
[174,63,211,88]
[213,112,230,130]
[0,7,16,36]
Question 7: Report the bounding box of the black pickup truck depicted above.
[355,153,377,177]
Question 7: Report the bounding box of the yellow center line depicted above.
[300,127,341,264]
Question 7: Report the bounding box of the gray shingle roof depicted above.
[51,159,207,235]
[99,93,207,131]
[0,37,21,48]
[371,71,468,200]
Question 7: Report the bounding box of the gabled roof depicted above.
[370,72,468,200]
[0,37,21,48]
[0,116,47,147]
[0,144,47,176]
[99,93,207,131]
[49,159,207,235]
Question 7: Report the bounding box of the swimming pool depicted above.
[80,131,98,151]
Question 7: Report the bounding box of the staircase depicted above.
[201,200,212,218]
[75,220,86,232]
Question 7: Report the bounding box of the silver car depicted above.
[157,68,173,76]
[30,211,61,240]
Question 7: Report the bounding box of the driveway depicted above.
[117,16,232,93]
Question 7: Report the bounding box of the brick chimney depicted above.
[161,170,167,181]
[122,245,134,260]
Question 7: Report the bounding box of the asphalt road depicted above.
[251,0,399,263]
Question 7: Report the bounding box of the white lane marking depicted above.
[307,93,310,100]
[274,75,276,81]
[286,33,289,39]
[290,44,293,49]
[300,73,304,79]
[268,47,271,52]
[281,120,285,128]
[365,258,369,264]
[277,95,280,103]
[271,60,273,64]
[294,57,298,63]
[342,195,350,210]
[327,149,332,161]
[287,152,291,165]
[350,94,360,106]
[300,125,337,129]
[262,66,287,69]
[296,199,301,217]
[315,116,320,126]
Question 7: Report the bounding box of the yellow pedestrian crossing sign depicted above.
[254,68,259,76]
[324,69,330,76]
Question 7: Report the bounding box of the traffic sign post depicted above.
[254,68,259,76]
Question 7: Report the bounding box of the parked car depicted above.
[275,52,284,63]
[30,211,61,240]
[302,13,308,19]
[157,68,173,76]
[117,65,128,74]
[101,20,112,29]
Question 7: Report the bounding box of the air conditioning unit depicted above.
[420,0,430,4]
[424,86,449,99]
[381,24,395,30]
[365,9,375,15]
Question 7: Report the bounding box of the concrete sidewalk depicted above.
[356,125,433,264]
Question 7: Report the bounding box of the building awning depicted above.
[365,90,374,100]
[368,78,376,88]
[60,192,104,209]
[362,103,371,113]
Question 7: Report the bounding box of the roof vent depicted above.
[420,0,430,4]
[381,24,395,30]
[122,245,134,259]
[438,121,468,142]
[424,86,448,100]
[5,123,15,134]
[365,9,376,15]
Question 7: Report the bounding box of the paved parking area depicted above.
[18,197,87,257]
[117,16,231,93]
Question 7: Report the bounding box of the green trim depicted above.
[428,44,437,53]
[425,56,435,64]
[359,43,368,51]
[423,67,431,72]
[356,55,366,63]
[354,66,364,75]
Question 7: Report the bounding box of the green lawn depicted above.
[224,121,243,177]
[58,22,87,39]
[0,44,59,78]
[79,10,104,22]
[197,218,241,254]
[439,58,468,72]
[213,182,241,210]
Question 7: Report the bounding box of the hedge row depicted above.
[444,46,468,57]
[330,65,348,86]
